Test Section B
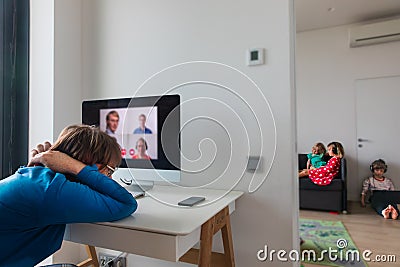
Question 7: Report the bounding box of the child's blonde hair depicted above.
[313,142,326,155]
[327,141,344,158]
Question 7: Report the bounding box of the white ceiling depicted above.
[296,0,400,32]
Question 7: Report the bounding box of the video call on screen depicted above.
[99,106,158,160]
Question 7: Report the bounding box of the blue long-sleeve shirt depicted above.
[0,165,137,267]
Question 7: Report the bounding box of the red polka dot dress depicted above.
[308,156,340,186]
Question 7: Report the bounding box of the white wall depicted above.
[81,1,297,266]
[31,0,297,266]
[30,0,82,145]
[30,0,84,265]
[29,0,54,147]
[296,25,400,200]
[53,0,83,135]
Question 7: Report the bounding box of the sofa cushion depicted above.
[299,190,343,211]
[298,154,308,170]
[299,177,343,191]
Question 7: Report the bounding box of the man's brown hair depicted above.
[106,110,119,121]
[51,124,121,168]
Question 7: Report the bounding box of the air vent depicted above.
[349,18,400,47]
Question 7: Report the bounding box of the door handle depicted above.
[358,138,367,142]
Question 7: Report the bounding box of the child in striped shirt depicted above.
[361,159,398,219]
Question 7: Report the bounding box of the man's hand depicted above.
[31,141,51,158]
[28,151,86,175]
[28,141,52,167]
[30,141,52,159]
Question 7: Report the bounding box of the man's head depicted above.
[51,125,121,175]
[138,114,147,129]
[106,111,119,133]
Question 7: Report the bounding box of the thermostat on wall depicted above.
[247,48,265,66]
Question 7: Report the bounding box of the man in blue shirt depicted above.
[0,125,137,267]
[133,114,152,134]
[105,110,120,135]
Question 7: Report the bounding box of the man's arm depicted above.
[29,151,137,225]
[28,150,85,174]
[37,166,137,225]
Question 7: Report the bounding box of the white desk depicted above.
[64,185,243,267]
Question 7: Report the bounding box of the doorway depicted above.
[355,75,400,186]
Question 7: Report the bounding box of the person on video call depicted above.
[133,114,152,134]
[0,125,137,267]
[132,137,151,159]
[105,110,120,135]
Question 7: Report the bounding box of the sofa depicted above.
[298,154,347,213]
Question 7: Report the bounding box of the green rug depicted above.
[299,218,367,267]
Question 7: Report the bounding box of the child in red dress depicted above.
[299,142,344,186]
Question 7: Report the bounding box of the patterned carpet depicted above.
[299,218,367,267]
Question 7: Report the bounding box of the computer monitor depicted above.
[82,95,181,186]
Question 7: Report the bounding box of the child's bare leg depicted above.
[299,169,309,178]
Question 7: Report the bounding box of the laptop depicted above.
[371,190,400,204]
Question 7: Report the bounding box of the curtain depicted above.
[0,0,29,178]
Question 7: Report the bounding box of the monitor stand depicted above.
[119,177,154,198]
[126,180,154,192]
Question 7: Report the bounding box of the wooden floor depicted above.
[300,201,400,267]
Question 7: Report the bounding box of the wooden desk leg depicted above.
[199,218,215,267]
[221,212,234,267]
[180,206,235,267]
[77,245,99,267]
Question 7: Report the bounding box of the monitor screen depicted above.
[82,95,180,183]
[98,106,158,160]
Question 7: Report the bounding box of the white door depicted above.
[356,76,400,187]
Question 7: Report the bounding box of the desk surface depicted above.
[66,185,243,262]
[98,185,243,235]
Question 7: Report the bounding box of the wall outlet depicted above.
[99,253,126,267]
